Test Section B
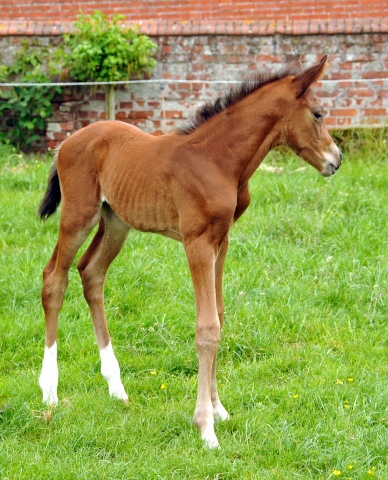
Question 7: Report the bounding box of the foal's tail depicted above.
[39,150,61,220]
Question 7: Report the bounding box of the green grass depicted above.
[1,129,388,479]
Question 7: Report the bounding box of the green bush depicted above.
[59,11,157,82]
[58,11,157,120]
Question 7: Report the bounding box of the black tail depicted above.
[39,156,61,219]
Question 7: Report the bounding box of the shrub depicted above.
[58,11,157,119]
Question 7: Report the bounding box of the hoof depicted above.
[109,382,129,403]
[203,432,220,450]
[41,391,58,406]
[214,403,230,422]
[199,424,220,449]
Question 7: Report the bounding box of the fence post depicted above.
[105,84,115,120]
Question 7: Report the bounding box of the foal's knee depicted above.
[195,321,220,353]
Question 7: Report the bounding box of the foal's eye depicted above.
[313,112,323,120]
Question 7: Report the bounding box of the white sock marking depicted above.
[100,342,128,401]
[39,342,58,405]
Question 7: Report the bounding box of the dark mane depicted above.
[175,66,294,135]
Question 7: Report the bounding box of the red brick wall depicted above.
[40,31,388,148]
[1,1,388,150]
[0,0,387,23]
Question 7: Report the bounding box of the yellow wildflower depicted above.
[348,465,353,469]
[293,394,298,398]
[348,378,354,382]
[336,379,343,384]
[333,470,341,476]
[161,384,166,389]
[150,371,156,375]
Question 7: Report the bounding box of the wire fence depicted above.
[0,77,387,87]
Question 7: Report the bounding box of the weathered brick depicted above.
[165,110,183,118]
[116,111,127,119]
[132,110,154,118]
[361,108,387,116]
[119,102,133,109]
[331,109,358,116]
[347,89,375,97]
[60,122,75,131]
[53,132,69,141]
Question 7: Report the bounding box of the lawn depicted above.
[0,129,388,479]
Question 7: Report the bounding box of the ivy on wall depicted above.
[0,40,62,150]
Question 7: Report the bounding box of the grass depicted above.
[0,128,388,479]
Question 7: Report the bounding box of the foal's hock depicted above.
[39,55,342,448]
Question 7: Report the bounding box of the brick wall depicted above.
[1,27,388,150]
[42,29,388,149]
[1,2,388,150]
[1,0,387,22]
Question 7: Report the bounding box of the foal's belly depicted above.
[100,154,182,238]
[105,187,181,238]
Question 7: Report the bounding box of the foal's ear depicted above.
[284,54,302,75]
[292,55,327,98]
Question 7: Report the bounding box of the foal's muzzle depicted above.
[320,145,343,177]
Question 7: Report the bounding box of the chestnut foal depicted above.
[39,55,342,448]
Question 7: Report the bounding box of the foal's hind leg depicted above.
[40,208,100,404]
[77,203,131,402]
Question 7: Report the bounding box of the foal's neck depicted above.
[192,82,286,189]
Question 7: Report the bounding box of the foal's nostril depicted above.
[329,162,338,171]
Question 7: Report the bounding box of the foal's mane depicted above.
[175,65,296,135]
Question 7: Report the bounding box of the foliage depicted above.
[0,40,62,150]
[59,11,157,82]
[1,129,388,478]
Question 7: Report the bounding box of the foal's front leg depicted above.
[212,234,230,421]
[185,235,221,448]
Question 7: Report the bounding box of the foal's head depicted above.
[280,55,342,177]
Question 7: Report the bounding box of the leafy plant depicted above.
[0,40,62,150]
[60,11,157,82]
[58,11,157,119]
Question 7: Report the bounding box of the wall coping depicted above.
[1,18,388,37]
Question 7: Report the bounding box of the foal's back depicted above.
[58,121,234,238]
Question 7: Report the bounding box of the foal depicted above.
[39,55,342,448]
